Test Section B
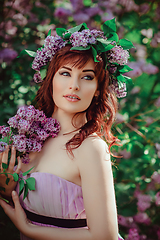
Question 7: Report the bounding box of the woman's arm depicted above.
[0,137,118,240]
[76,137,119,239]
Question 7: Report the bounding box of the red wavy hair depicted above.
[36,45,119,155]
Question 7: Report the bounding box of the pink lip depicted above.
[63,94,81,102]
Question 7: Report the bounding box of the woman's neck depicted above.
[52,109,87,135]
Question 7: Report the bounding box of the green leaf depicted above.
[0,137,8,143]
[70,45,90,51]
[119,39,135,49]
[40,68,47,80]
[6,177,10,185]
[117,74,126,89]
[96,38,114,52]
[68,23,88,34]
[118,65,133,73]
[13,172,19,182]
[56,28,66,37]
[107,32,119,42]
[18,49,37,58]
[91,46,99,62]
[23,184,28,200]
[2,162,8,170]
[104,44,115,52]
[83,0,92,7]
[117,74,126,82]
[47,29,51,36]
[102,18,116,36]
[97,38,112,45]
[26,177,36,191]
[19,179,25,196]
[22,166,35,176]
[123,75,133,85]
[0,197,9,203]
[63,32,71,40]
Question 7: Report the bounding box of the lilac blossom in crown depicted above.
[70,31,88,47]
[26,20,133,99]
[90,29,105,38]
[0,105,60,163]
[70,29,105,47]
[107,45,129,65]
[32,35,66,72]
[33,71,43,83]
[110,80,127,98]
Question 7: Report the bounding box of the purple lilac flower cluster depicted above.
[0,141,8,152]
[32,35,66,83]
[107,45,129,65]
[109,80,127,98]
[70,29,104,47]
[0,105,60,163]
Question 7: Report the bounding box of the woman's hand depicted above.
[0,146,22,197]
[0,191,30,235]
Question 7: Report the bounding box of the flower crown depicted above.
[21,18,134,98]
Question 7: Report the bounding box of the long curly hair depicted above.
[36,45,119,155]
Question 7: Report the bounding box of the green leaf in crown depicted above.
[56,28,67,38]
[118,65,133,73]
[70,45,91,51]
[68,22,88,34]
[119,39,135,50]
[18,49,37,58]
[102,18,117,36]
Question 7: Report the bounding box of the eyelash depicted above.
[83,75,94,81]
[59,72,70,76]
[59,71,94,81]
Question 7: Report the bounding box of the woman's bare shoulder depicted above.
[75,134,110,166]
[79,133,109,154]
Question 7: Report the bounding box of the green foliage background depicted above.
[0,0,160,239]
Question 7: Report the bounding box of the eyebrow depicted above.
[83,69,95,74]
[61,66,95,74]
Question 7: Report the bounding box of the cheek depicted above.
[83,83,97,102]
[52,79,63,100]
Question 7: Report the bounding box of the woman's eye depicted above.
[83,75,94,80]
[60,72,70,76]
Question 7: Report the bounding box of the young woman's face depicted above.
[52,58,98,115]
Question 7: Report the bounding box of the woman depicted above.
[0,20,131,240]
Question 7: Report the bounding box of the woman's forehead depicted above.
[59,56,95,70]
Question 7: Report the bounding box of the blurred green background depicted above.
[0,0,160,239]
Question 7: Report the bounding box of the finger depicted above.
[0,198,14,216]
[1,145,9,170]
[15,157,22,174]
[8,146,16,172]
[12,191,22,210]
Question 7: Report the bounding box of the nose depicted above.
[69,77,79,91]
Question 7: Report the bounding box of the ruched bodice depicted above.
[19,172,86,220]
[16,172,124,240]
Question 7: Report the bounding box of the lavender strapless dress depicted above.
[16,172,124,240]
